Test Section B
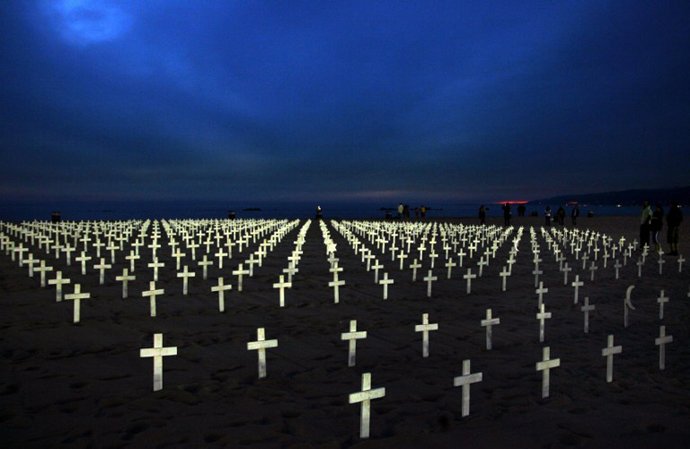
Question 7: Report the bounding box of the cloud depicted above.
[44,0,131,45]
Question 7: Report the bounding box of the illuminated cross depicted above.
[657,290,669,320]
[415,313,438,358]
[349,373,386,439]
[655,325,673,370]
[142,281,164,317]
[247,327,278,379]
[463,268,477,294]
[423,270,438,297]
[536,303,551,343]
[273,275,291,307]
[409,259,422,282]
[211,277,232,312]
[581,296,595,333]
[571,275,584,304]
[481,308,500,350]
[115,268,136,298]
[379,272,394,300]
[140,333,177,391]
[535,346,560,399]
[94,258,112,285]
[177,265,196,295]
[453,359,483,417]
[601,335,622,383]
[64,283,91,323]
[48,271,70,302]
[34,260,53,287]
[341,320,367,367]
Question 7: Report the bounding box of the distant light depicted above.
[493,201,528,205]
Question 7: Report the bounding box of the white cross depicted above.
[148,259,164,282]
[657,290,669,320]
[499,265,510,291]
[273,275,291,307]
[341,320,367,367]
[453,359,482,417]
[655,325,673,370]
[115,268,136,298]
[463,268,477,294]
[247,327,278,379]
[379,272,394,300]
[64,283,91,323]
[140,333,177,391]
[214,247,228,269]
[176,265,196,295]
[477,257,488,277]
[445,258,456,279]
[142,281,164,317]
[429,251,439,269]
[601,335,622,383]
[636,258,644,278]
[481,308,500,350]
[48,271,71,302]
[349,372,386,439]
[532,266,543,288]
[172,249,186,270]
[589,262,598,281]
[535,282,549,309]
[535,346,560,399]
[329,274,345,304]
[581,296,595,333]
[658,256,665,274]
[423,270,438,297]
[34,260,53,287]
[211,277,232,312]
[536,303,551,343]
[94,258,112,285]
[409,259,422,282]
[398,251,408,270]
[75,251,91,275]
[198,255,213,280]
[562,262,572,286]
[125,251,140,271]
[415,313,438,358]
[371,260,383,283]
[624,285,636,328]
[232,264,250,292]
[571,275,584,304]
[614,259,622,280]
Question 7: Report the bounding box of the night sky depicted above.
[2,1,689,204]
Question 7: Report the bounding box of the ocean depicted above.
[0,200,642,222]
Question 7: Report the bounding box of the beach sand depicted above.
[1,216,688,448]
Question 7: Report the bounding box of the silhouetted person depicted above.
[502,203,511,226]
[403,204,410,220]
[545,206,551,226]
[414,207,419,218]
[421,205,426,218]
[666,200,683,256]
[397,203,403,219]
[571,204,580,226]
[478,205,487,225]
[639,201,652,249]
[650,203,664,252]
[518,203,526,217]
[556,206,565,225]
[316,205,323,220]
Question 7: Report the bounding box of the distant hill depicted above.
[529,186,690,206]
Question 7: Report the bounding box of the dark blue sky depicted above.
[2,1,689,203]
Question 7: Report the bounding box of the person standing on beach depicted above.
[545,206,552,226]
[502,203,511,226]
[397,203,404,219]
[478,205,487,225]
[639,201,652,249]
[557,206,565,225]
[414,207,419,218]
[571,204,580,226]
[666,200,683,255]
[403,204,410,220]
[421,205,426,218]
[650,203,664,252]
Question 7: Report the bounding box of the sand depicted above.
[1,216,688,448]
